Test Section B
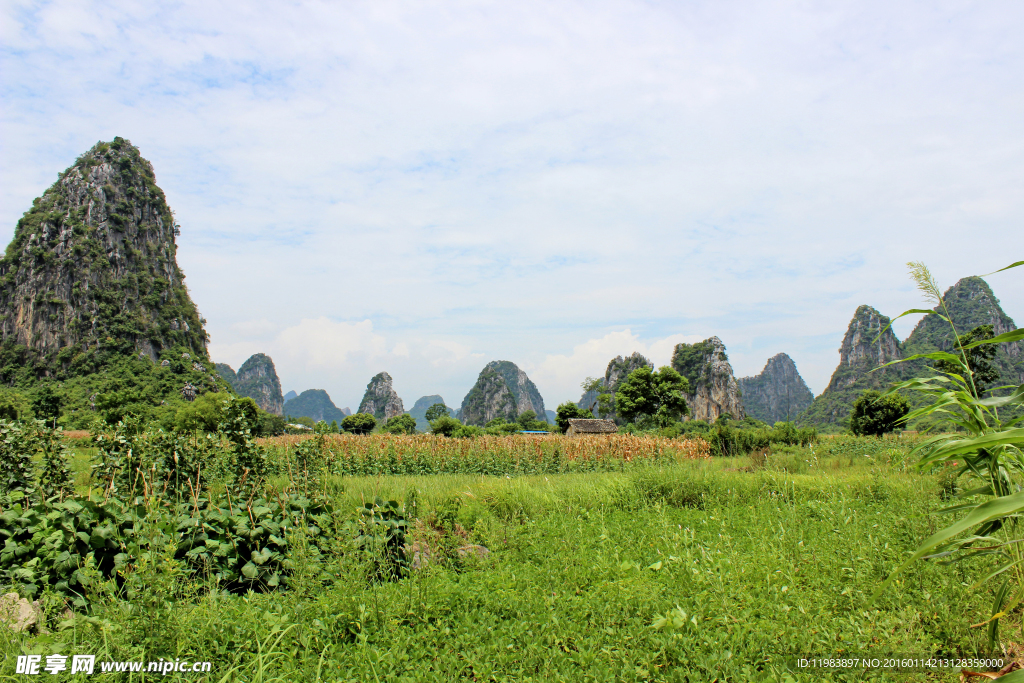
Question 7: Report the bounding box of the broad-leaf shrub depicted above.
[354,497,408,582]
[0,492,338,603]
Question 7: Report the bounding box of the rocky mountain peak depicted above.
[458,366,518,426]
[671,336,745,422]
[234,353,284,415]
[483,360,546,419]
[832,305,902,391]
[797,304,905,429]
[737,353,813,424]
[904,277,1022,385]
[0,138,209,369]
[358,372,405,422]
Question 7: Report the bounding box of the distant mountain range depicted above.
[282,389,348,423]
[797,277,1023,429]
[229,274,1022,433]
[3,139,1018,433]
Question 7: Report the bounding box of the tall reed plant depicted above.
[874,260,1024,648]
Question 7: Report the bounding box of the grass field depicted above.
[1,435,1012,681]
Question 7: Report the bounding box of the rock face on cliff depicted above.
[0,138,232,421]
[903,277,1023,386]
[358,372,405,422]
[737,353,813,424]
[409,394,454,431]
[283,389,347,423]
[577,352,654,423]
[484,361,547,420]
[458,366,518,426]
[232,353,284,415]
[458,361,546,426]
[798,305,904,428]
[671,337,745,422]
[0,138,209,367]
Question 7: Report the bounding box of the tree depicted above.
[580,377,614,416]
[0,390,28,422]
[173,392,226,432]
[424,403,449,423]
[342,412,377,435]
[32,385,63,426]
[849,390,910,436]
[615,366,690,427]
[554,401,593,434]
[430,415,463,437]
[933,324,1000,395]
[382,413,417,434]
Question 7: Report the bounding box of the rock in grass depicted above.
[406,541,433,570]
[0,593,43,633]
[456,544,490,560]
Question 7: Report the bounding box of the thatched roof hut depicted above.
[566,418,618,436]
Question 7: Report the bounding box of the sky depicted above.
[2,0,1023,413]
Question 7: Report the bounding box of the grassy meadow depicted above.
[1,433,1012,682]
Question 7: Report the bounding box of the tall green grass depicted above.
[2,440,1004,682]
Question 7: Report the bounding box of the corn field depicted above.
[259,433,710,476]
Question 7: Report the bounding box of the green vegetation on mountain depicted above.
[358,372,405,422]
[671,341,717,388]
[480,360,547,420]
[736,353,814,424]
[902,277,1023,389]
[215,363,237,384]
[933,324,999,394]
[670,337,744,422]
[799,277,1022,431]
[577,352,653,423]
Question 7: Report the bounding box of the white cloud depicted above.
[528,329,705,407]
[2,0,1023,406]
[274,318,387,373]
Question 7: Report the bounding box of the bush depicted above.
[342,412,377,435]
[31,384,63,426]
[662,418,816,457]
[850,390,910,436]
[382,414,417,435]
[430,415,463,436]
[173,392,225,432]
[0,491,334,602]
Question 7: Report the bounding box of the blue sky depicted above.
[2,0,1023,413]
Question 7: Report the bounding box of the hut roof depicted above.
[567,418,618,434]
